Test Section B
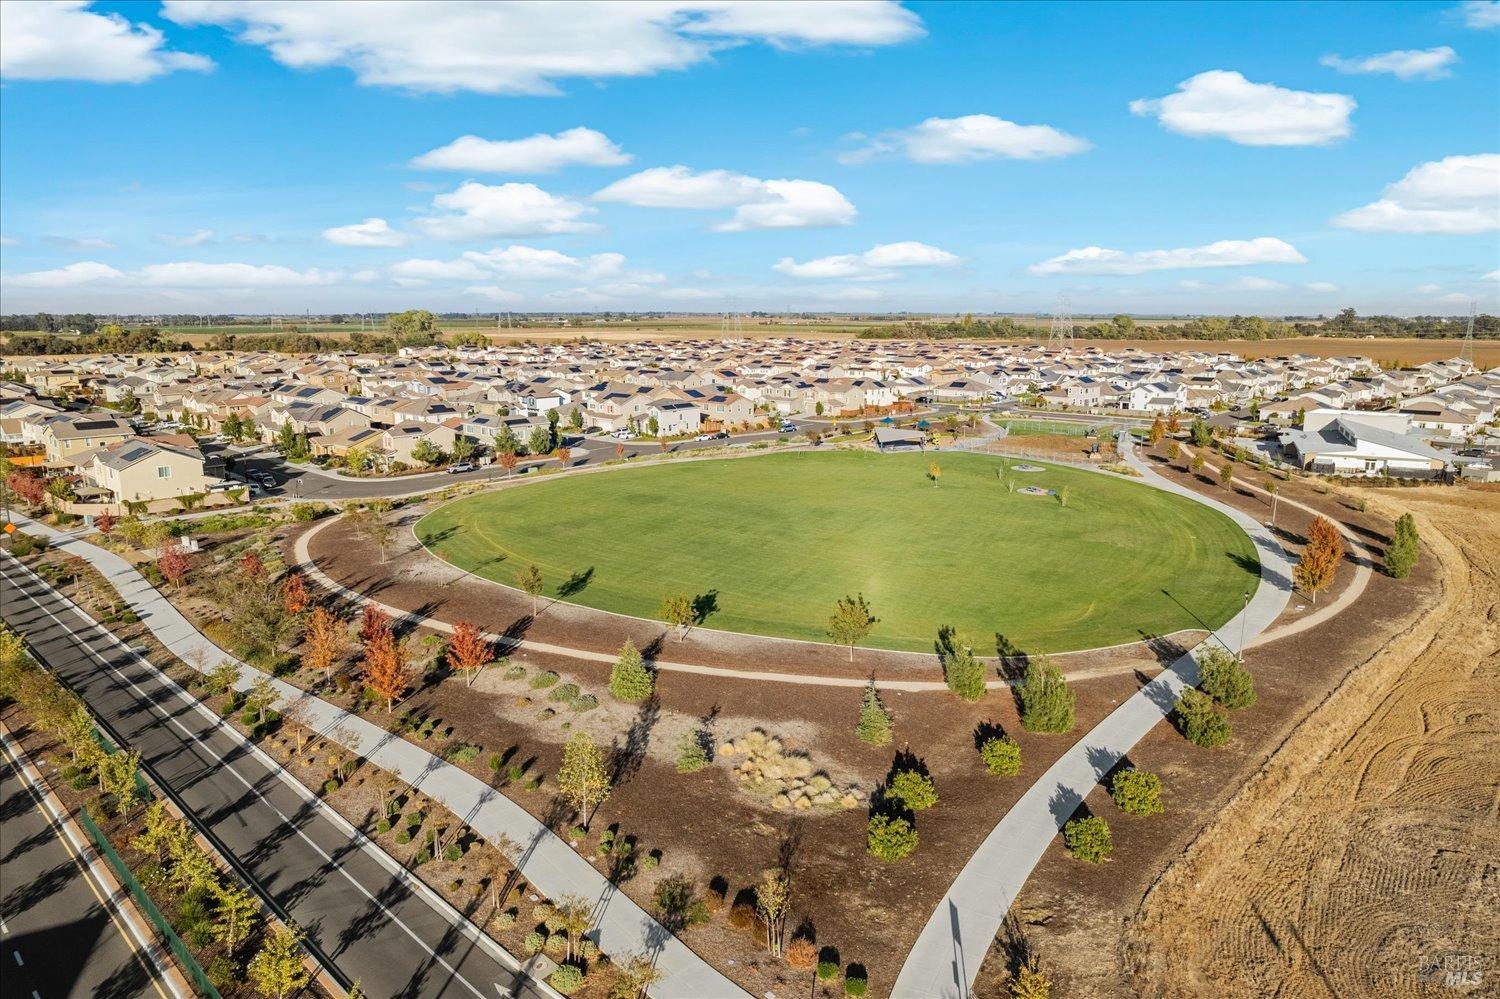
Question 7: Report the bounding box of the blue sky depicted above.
[1,0,1497,316]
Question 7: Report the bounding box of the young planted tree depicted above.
[208,881,261,950]
[614,442,625,462]
[527,426,552,456]
[516,564,544,616]
[826,594,877,663]
[217,573,304,669]
[1294,515,1344,603]
[555,446,571,467]
[927,461,941,487]
[362,628,408,712]
[756,869,791,958]
[1018,657,1075,734]
[978,734,1022,777]
[659,591,695,641]
[611,952,666,999]
[1173,688,1231,748]
[1219,463,1235,489]
[281,572,309,615]
[498,451,519,477]
[855,683,893,746]
[1110,768,1164,816]
[349,507,394,564]
[95,510,116,536]
[1147,416,1165,444]
[446,621,492,687]
[359,604,390,645]
[940,638,986,702]
[247,925,311,999]
[1189,453,1206,476]
[1198,647,1256,710]
[557,731,611,827]
[1384,512,1420,579]
[158,541,192,588]
[247,675,280,725]
[609,639,654,702]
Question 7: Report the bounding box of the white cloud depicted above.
[415,182,598,240]
[1462,1,1500,29]
[459,245,628,280]
[154,228,215,247]
[322,217,410,247]
[774,240,958,279]
[463,285,524,303]
[1484,269,1500,282]
[839,114,1091,164]
[161,0,920,96]
[595,166,855,230]
[1130,70,1355,146]
[351,269,380,283]
[1320,46,1457,80]
[1333,154,1499,234]
[3,261,124,287]
[1230,276,1286,291]
[45,235,117,251]
[1029,237,1307,276]
[1,0,212,83]
[411,127,630,173]
[1305,282,1339,293]
[136,262,342,287]
[1416,283,1443,293]
[0,234,20,246]
[388,258,488,283]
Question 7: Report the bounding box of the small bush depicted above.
[675,731,709,773]
[445,742,481,764]
[728,902,757,931]
[205,956,238,993]
[845,968,869,998]
[394,830,411,845]
[411,848,432,866]
[493,909,517,929]
[817,961,840,982]
[1110,768,1164,816]
[323,778,341,794]
[1173,688,1231,748]
[978,735,1022,777]
[1063,816,1112,863]
[548,964,584,995]
[522,931,545,955]
[1018,657,1075,733]
[487,753,504,772]
[503,664,527,680]
[375,818,391,834]
[443,844,463,863]
[866,814,918,861]
[549,682,581,704]
[1198,648,1256,710]
[569,693,598,712]
[886,770,938,811]
[609,639,654,703]
[544,933,568,958]
[529,671,559,689]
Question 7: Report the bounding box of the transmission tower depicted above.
[1045,299,1073,352]
[1460,301,1475,368]
[720,300,743,337]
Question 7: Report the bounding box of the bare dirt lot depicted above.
[1124,487,1499,998]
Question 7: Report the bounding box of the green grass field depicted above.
[415,451,1259,654]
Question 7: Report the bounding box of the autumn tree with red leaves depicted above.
[446,621,492,687]
[1294,515,1344,603]
[7,471,45,507]
[95,510,116,535]
[359,604,390,645]
[239,550,264,579]
[498,451,518,477]
[362,627,407,712]
[302,605,348,682]
[282,572,309,614]
[159,541,191,588]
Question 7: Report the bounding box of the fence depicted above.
[76,807,223,999]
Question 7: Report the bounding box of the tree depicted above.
[516,564,544,615]
[1384,512,1419,579]
[1219,463,1235,488]
[411,439,444,467]
[647,415,660,437]
[927,461,941,487]
[1198,647,1256,710]
[526,426,552,456]
[756,869,790,958]
[1190,416,1212,447]
[386,309,437,340]
[569,408,584,432]
[495,426,521,456]
[1147,416,1165,444]
[217,573,303,668]
[547,895,593,962]
[939,635,986,702]
[1294,515,1343,603]
[247,674,279,724]
[1189,453,1206,475]
[1018,657,1075,733]
[247,925,311,999]
[452,435,477,463]
[1063,816,1112,863]
[348,507,394,564]
[498,451,519,477]
[158,541,191,588]
[276,419,297,454]
[555,446,571,467]
[446,621,492,687]
[1173,688,1231,748]
[362,627,408,712]
[866,813,917,861]
[1167,441,1180,462]
[209,881,261,950]
[1011,965,1053,999]
[611,952,666,999]
[281,572,309,614]
[675,730,709,773]
[855,683,893,746]
[95,510,116,536]
[826,594,877,662]
[1110,768,1163,816]
[345,446,372,474]
[98,748,143,816]
[659,591,695,641]
[238,550,264,580]
[7,471,45,507]
[979,734,1022,777]
[207,659,240,697]
[359,603,390,645]
[557,731,611,827]
[614,442,625,462]
[609,639,653,702]
[887,769,937,811]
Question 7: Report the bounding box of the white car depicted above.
[447,463,475,474]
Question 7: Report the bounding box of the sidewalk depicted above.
[890,432,1296,999]
[10,514,748,999]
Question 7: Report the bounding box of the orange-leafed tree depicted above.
[359,604,390,645]
[555,446,571,467]
[95,510,116,536]
[1148,416,1165,444]
[159,541,192,588]
[303,605,349,682]
[362,627,407,712]
[1294,515,1344,603]
[282,572,309,614]
[498,451,518,477]
[614,442,625,462]
[239,550,264,580]
[446,621,492,687]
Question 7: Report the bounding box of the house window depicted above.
[157,465,172,478]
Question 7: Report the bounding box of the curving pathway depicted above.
[888,432,1296,999]
[8,514,748,999]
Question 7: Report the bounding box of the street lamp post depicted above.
[1239,589,1250,655]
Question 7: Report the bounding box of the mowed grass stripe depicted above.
[416,451,1258,654]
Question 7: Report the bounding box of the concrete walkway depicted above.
[9,515,748,999]
[889,433,1296,999]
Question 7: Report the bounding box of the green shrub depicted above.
[1018,657,1075,733]
[445,742,481,764]
[675,731,709,773]
[817,961,839,982]
[529,670,559,689]
[866,814,918,861]
[493,909,517,929]
[1198,648,1256,710]
[548,964,584,995]
[549,682,581,703]
[289,502,327,522]
[569,693,598,712]
[1110,768,1164,816]
[886,770,937,811]
[845,970,868,998]
[544,933,568,958]
[978,735,1022,777]
[1063,815,1112,862]
[503,663,527,681]
[394,830,411,845]
[443,844,463,863]
[1173,688,1231,748]
[205,956,238,992]
[522,931,545,955]
[487,753,504,772]
[507,764,525,783]
[1384,512,1419,579]
[856,684,893,745]
[411,848,432,866]
[940,637,987,702]
[375,818,391,834]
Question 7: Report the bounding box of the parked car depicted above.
[713,430,730,439]
[251,472,276,488]
[694,432,716,441]
[447,463,475,474]
[779,422,796,432]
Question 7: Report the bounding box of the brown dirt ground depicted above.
[971,484,1495,998]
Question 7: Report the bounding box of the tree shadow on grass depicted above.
[556,566,594,599]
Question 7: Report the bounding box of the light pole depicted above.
[1239,589,1250,655]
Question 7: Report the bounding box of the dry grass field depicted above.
[1126,487,1500,997]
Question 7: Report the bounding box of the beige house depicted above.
[80,439,219,505]
[35,412,137,462]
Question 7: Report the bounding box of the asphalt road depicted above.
[0,557,550,999]
[0,748,166,999]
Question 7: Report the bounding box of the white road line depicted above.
[2,566,496,999]
[13,949,23,966]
